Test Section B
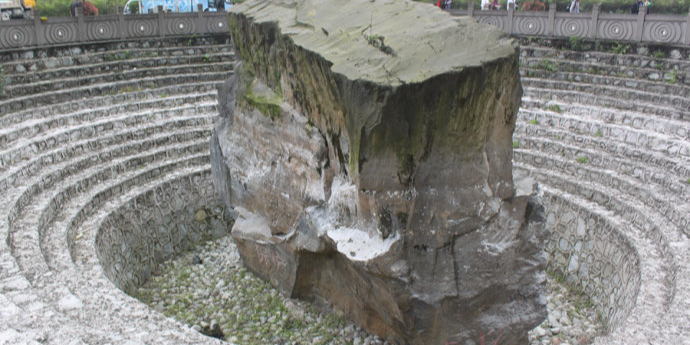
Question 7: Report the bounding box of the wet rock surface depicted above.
[212,0,547,343]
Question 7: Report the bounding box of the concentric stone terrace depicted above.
[0,36,234,345]
[0,34,688,345]
[517,41,689,344]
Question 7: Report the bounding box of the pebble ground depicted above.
[134,235,603,345]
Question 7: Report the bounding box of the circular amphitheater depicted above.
[0,34,688,345]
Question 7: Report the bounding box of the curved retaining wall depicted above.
[96,171,230,295]
[539,188,640,329]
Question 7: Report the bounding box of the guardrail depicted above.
[452,3,690,46]
[0,6,229,50]
[2,3,689,50]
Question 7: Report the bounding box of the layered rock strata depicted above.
[211,0,548,344]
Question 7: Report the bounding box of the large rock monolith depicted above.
[211,0,548,344]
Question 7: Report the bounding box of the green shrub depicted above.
[37,0,125,17]
[538,59,558,72]
[547,104,563,113]
[529,118,539,125]
[576,156,589,164]
[512,141,520,148]
[611,42,631,55]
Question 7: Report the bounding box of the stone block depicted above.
[212,1,548,344]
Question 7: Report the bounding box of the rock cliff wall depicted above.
[211,0,547,343]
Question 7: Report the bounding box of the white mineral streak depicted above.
[326,227,399,262]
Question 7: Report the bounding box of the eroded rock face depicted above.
[211,0,548,343]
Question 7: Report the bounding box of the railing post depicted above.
[33,9,45,46]
[468,1,474,18]
[685,7,690,45]
[197,4,204,35]
[157,5,165,38]
[76,9,85,43]
[547,2,557,37]
[507,2,514,35]
[634,5,646,42]
[118,6,127,39]
[589,4,600,40]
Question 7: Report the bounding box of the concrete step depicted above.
[519,46,690,77]
[0,42,233,71]
[3,51,235,85]
[0,112,216,171]
[520,97,690,141]
[0,100,217,153]
[521,78,690,114]
[0,126,212,194]
[8,152,209,300]
[520,65,689,98]
[523,86,690,121]
[513,120,690,197]
[0,82,221,128]
[516,107,690,158]
[4,62,234,98]
[68,168,224,345]
[514,148,688,235]
[0,91,217,149]
[0,71,231,115]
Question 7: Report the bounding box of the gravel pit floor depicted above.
[133,236,604,345]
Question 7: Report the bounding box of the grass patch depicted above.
[568,36,583,51]
[653,50,666,59]
[512,141,519,148]
[594,130,603,137]
[537,58,558,72]
[576,156,590,164]
[667,69,678,84]
[547,104,563,113]
[610,42,630,55]
[528,118,539,125]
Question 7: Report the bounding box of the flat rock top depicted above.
[232,0,516,85]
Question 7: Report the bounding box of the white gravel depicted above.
[134,235,603,345]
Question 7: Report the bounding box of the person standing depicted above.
[481,0,490,10]
[70,0,82,16]
[83,0,98,15]
[569,0,580,13]
[643,0,651,13]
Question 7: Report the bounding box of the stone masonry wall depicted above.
[96,171,231,295]
[540,190,640,329]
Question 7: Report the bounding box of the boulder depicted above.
[211,0,548,344]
